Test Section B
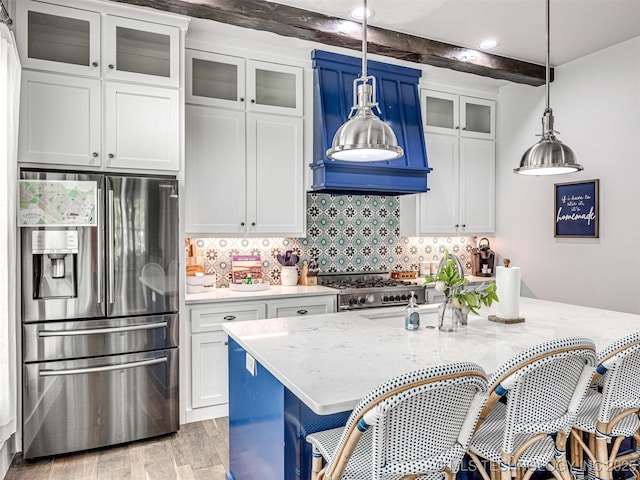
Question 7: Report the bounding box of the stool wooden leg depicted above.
[570,430,585,478]
[311,447,324,480]
[595,435,612,480]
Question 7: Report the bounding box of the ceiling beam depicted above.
[111,0,548,86]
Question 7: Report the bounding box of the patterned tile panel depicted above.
[188,193,476,287]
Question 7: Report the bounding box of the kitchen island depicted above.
[222,297,640,480]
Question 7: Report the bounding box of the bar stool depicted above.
[569,331,640,480]
[467,337,597,480]
[305,362,488,480]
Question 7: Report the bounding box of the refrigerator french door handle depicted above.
[39,357,167,377]
[38,322,168,337]
[96,185,104,304]
[107,187,115,305]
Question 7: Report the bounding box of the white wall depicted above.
[494,37,640,313]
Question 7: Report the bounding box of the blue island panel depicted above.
[227,338,350,480]
[228,338,285,480]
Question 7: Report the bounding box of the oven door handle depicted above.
[38,322,168,337]
[39,357,168,377]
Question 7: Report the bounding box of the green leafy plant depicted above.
[423,251,498,315]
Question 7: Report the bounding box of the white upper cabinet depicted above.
[423,89,495,140]
[16,0,101,77]
[186,50,303,116]
[19,70,101,167]
[400,88,496,236]
[104,83,179,171]
[17,1,180,87]
[185,48,306,237]
[16,0,186,172]
[185,105,247,234]
[104,16,180,88]
[186,50,245,109]
[246,60,303,116]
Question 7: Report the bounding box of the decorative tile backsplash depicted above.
[188,193,477,287]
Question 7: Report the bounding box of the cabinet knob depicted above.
[224,341,228,346]
[108,64,114,70]
[251,222,256,227]
[240,222,245,226]
[239,97,245,102]
[108,153,114,159]
[223,315,236,321]
[455,126,460,130]
[250,99,255,103]
[92,61,98,67]
[92,152,98,158]
[297,309,308,315]
[462,224,466,228]
[462,126,467,130]
[455,224,459,228]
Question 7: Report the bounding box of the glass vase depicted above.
[438,298,460,332]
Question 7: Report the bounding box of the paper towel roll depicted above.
[495,266,521,319]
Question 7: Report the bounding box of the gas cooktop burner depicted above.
[319,271,426,310]
[323,278,413,290]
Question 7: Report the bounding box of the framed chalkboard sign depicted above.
[554,179,599,238]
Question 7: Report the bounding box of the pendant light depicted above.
[514,0,583,175]
[326,0,403,162]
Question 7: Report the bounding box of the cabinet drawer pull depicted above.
[296,309,308,315]
[223,315,236,321]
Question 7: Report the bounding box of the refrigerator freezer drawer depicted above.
[23,314,179,362]
[23,348,179,459]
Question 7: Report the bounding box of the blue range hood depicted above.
[310,50,431,196]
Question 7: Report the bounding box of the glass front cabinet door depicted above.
[422,90,495,140]
[186,50,246,108]
[16,0,101,77]
[186,50,303,116]
[104,16,180,88]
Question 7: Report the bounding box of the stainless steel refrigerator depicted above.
[19,169,179,459]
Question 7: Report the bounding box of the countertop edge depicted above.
[186,285,338,304]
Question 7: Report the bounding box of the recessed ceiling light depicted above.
[479,39,498,50]
[350,6,374,20]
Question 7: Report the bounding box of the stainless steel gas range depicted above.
[318,271,426,311]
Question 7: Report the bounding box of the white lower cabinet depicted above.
[188,294,337,419]
[191,332,229,409]
[267,296,337,318]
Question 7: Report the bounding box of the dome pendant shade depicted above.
[326,0,403,162]
[514,0,583,176]
[327,88,403,161]
[514,108,582,175]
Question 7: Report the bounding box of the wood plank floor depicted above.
[4,418,229,480]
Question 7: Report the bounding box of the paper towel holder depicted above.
[488,258,526,324]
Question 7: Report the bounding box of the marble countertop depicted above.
[185,284,337,304]
[223,297,640,415]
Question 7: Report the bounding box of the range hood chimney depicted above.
[309,50,431,196]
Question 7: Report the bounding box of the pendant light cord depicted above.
[361,0,368,79]
[545,0,550,111]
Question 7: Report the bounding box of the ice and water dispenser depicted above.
[31,230,78,299]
